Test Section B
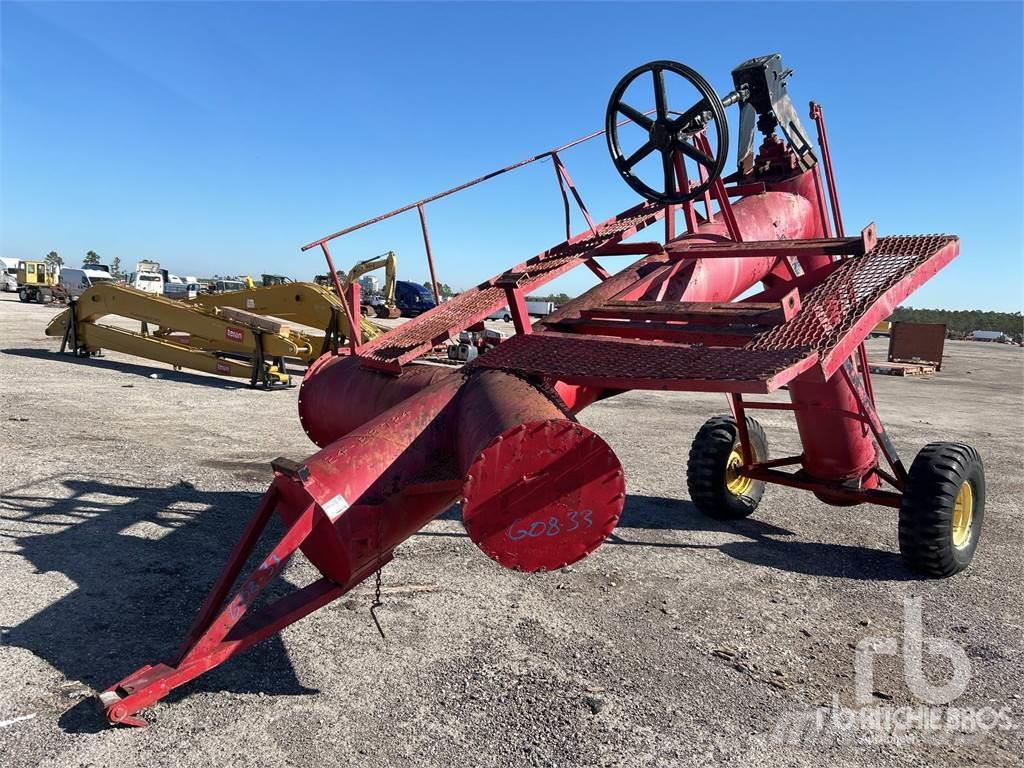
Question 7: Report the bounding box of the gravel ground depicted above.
[0,291,1021,767]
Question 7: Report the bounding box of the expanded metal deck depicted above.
[749,235,959,377]
[355,202,664,371]
[469,331,818,393]
[469,233,959,392]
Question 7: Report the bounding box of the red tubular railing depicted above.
[299,113,657,307]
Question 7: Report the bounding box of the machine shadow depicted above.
[435,495,914,581]
[1,348,247,390]
[616,494,916,581]
[0,476,318,733]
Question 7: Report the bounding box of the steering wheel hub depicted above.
[649,120,674,151]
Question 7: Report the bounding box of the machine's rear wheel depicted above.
[899,443,985,577]
[687,415,768,519]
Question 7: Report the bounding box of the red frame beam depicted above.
[669,223,876,261]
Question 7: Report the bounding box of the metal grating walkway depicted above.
[469,332,819,394]
[356,202,664,371]
[749,235,959,377]
[469,233,958,393]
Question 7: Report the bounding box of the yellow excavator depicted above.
[345,250,402,319]
[316,250,402,319]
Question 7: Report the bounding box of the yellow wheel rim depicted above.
[951,480,974,549]
[725,447,754,497]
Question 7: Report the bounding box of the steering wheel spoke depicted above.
[652,68,668,120]
[671,98,711,133]
[679,140,715,168]
[624,139,655,170]
[606,60,728,205]
[662,150,677,195]
[617,103,653,131]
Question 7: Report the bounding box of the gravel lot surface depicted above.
[1,291,1021,767]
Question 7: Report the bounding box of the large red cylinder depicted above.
[283,368,624,583]
[787,378,877,487]
[549,170,877,489]
[298,355,457,447]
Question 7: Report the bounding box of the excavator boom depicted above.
[343,251,401,319]
[45,283,326,387]
[189,282,383,345]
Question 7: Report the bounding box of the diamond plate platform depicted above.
[469,332,818,394]
[356,202,664,371]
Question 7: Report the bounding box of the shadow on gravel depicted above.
[618,494,916,581]
[424,494,915,580]
[2,347,247,390]
[0,475,317,733]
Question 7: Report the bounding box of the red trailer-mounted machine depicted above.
[99,54,985,726]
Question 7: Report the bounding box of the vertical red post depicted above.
[320,242,361,352]
[672,153,698,234]
[810,166,834,239]
[730,394,753,464]
[347,282,361,354]
[809,102,845,238]
[417,203,442,306]
[503,286,532,336]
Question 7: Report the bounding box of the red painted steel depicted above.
[469,332,819,394]
[417,204,442,306]
[462,420,625,572]
[355,201,665,372]
[102,368,610,724]
[298,356,457,447]
[98,71,968,726]
[809,101,844,237]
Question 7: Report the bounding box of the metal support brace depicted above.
[417,204,442,306]
[347,282,361,356]
[551,151,597,240]
[59,298,78,354]
[320,305,343,357]
[729,393,754,464]
[839,358,906,485]
[99,486,377,727]
[250,330,267,389]
[503,285,533,336]
[695,133,742,242]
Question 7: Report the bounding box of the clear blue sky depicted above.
[2,1,1021,311]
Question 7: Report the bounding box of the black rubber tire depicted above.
[18,289,28,302]
[687,415,768,520]
[899,443,985,578]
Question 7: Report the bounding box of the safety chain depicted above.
[369,475,402,640]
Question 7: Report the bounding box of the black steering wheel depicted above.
[606,60,729,205]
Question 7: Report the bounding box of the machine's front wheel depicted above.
[687,415,768,520]
[899,443,985,577]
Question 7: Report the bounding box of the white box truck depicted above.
[126,260,164,294]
